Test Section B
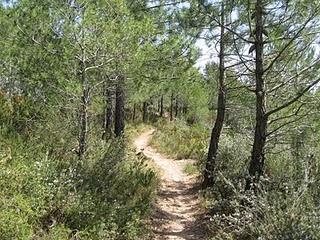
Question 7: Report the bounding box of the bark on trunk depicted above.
[160,95,164,117]
[183,104,188,116]
[170,93,174,121]
[203,2,226,188]
[132,103,136,122]
[78,60,89,159]
[114,77,125,137]
[102,85,113,139]
[175,96,179,118]
[143,101,148,123]
[157,98,161,113]
[245,0,267,190]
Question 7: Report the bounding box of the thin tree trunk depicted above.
[175,95,179,118]
[183,104,188,116]
[160,95,164,117]
[102,85,113,139]
[245,0,267,190]
[78,59,89,159]
[114,76,125,137]
[170,93,174,121]
[143,101,148,123]
[132,103,136,122]
[203,2,226,188]
[157,97,161,113]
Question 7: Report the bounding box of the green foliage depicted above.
[208,182,320,240]
[0,132,157,240]
[150,117,320,239]
[205,130,320,240]
[151,120,209,160]
[1,0,320,239]
[184,162,199,175]
[41,225,71,240]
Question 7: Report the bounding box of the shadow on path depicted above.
[134,129,207,240]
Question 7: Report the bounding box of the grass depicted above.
[150,120,209,161]
[183,162,200,176]
[0,123,159,240]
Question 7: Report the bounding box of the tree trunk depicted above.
[132,103,136,122]
[175,96,179,118]
[157,97,161,113]
[143,101,148,123]
[102,85,113,139]
[170,93,174,121]
[245,0,267,190]
[203,2,226,188]
[183,104,188,116]
[160,95,164,117]
[114,76,125,137]
[78,60,89,159]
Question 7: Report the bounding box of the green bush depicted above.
[209,186,320,240]
[151,120,209,160]
[0,205,33,240]
[151,121,320,240]
[0,131,157,239]
[206,134,320,240]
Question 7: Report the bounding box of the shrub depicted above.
[208,184,320,240]
[207,132,320,240]
[0,130,157,239]
[151,120,209,160]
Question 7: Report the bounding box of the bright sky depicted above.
[195,39,216,70]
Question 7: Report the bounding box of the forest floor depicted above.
[134,129,206,240]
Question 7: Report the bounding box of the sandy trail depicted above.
[134,129,206,240]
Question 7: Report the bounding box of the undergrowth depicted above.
[0,125,157,240]
[184,162,199,175]
[151,119,209,160]
[150,120,320,240]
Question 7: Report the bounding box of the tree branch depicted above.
[266,77,320,116]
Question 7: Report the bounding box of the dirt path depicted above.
[134,129,206,240]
